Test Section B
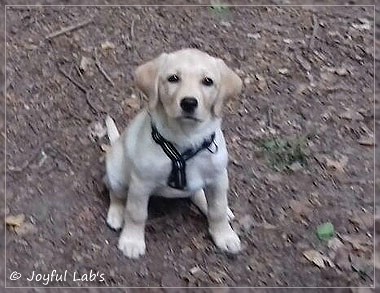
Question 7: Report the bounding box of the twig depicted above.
[58,66,87,93]
[266,106,273,128]
[86,91,100,114]
[309,14,319,50]
[130,19,135,40]
[8,139,48,172]
[94,51,115,87]
[58,64,99,114]
[75,65,85,83]
[45,18,93,40]
[48,143,74,166]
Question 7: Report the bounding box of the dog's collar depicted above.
[151,124,218,190]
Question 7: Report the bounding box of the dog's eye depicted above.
[167,74,180,83]
[202,77,214,86]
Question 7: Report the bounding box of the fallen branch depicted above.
[45,18,93,40]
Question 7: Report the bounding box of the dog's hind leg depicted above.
[191,189,235,221]
[107,190,126,231]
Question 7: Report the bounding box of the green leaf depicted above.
[317,222,335,241]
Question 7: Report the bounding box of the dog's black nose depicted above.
[180,97,198,113]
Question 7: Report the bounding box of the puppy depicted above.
[104,48,242,259]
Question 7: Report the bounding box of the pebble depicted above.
[247,33,261,40]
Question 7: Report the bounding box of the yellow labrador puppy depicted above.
[104,48,242,259]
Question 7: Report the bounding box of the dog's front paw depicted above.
[118,235,146,259]
[106,205,124,230]
[211,227,241,254]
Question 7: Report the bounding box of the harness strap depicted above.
[151,124,217,190]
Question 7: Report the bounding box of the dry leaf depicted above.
[123,97,140,110]
[101,41,116,50]
[14,222,38,236]
[289,199,312,219]
[238,214,255,231]
[208,271,227,284]
[325,155,348,173]
[6,214,25,227]
[358,135,374,146]
[351,21,371,31]
[100,143,111,152]
[80,56,93,72]
[341,234,371,252]
[327,238,344,254]
[349,213,374,229]
[303,250,334,268]
[339,109,364,121]
[334,247,351,271]
[88,121,107,140]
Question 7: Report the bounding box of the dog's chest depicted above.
[138,145,227,191]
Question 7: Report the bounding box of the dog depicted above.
[104,48,242,259]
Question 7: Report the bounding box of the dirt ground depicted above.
[3,1,378,289]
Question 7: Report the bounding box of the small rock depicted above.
[335,67,349,76]
[283,38,292,44]
[189,266,200,275]
[289,162,303,172]
[243,77,251,85]
[255,74,267,91]
[247,33,261,40]
[278,68,289,75]
[220,21,231,28]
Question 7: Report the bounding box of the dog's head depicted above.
[135,49,242,124]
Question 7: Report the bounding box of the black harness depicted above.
[151,124,218,190]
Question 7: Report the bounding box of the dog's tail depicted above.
[105,115,120,145]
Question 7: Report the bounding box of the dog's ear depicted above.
[135,53,167,110]
[213,59,242,117]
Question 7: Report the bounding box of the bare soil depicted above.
[4,2,377,288]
